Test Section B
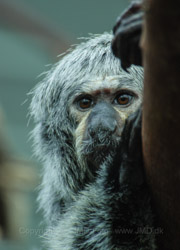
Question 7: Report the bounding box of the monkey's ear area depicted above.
[30,82,50,122]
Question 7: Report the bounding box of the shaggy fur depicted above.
[30,33,156,249]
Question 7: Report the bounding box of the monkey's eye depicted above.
[115,93,133,106]
[77,97,93,110]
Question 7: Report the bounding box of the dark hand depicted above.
[112,1,143,71]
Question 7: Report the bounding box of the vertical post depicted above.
[142,1,180,249]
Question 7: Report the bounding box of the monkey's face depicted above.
[70,75,142,168]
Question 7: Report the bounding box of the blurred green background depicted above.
[0,0,128,249]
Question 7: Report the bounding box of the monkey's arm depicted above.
[48,110,156,250]
[112,1,143,71]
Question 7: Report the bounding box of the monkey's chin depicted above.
[83,143,118,169]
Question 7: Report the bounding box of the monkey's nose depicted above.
[88,118,118,137]
[102,119,118,134]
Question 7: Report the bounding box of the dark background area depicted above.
[0,0,128,249]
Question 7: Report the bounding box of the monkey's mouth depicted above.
[81,136,120,166]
